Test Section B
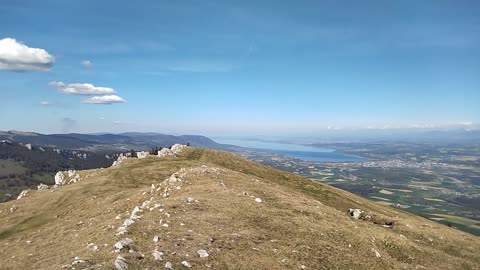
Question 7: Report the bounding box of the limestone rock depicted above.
[157,148,174,157]
[136,151,149,159]
[17,189,30,200]
[165,261,173,269]
[181,261,192,268]
[152,250,163,261]
[55,171,65,186]
[37,183,49,190]
[158,144,188,157]
[197,249,209,258]
[115,255,128,270]
[348,208,363,220]
[114,238,133,251]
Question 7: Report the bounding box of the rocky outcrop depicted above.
[16,189,30,200]
[37,183,48,190]
[136,151,149,159]
[157,144,188,157]
[54,171,65,186]
[112,154,127,167]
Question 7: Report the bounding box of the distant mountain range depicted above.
[0,130,232,152]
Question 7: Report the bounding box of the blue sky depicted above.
[0,0,479,135]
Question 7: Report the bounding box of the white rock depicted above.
[114,238,132,251]
[123,218,136,227]
[158,148,174,157]
[152,250,164,261]
[255,198,262,203]
[67,170,76,178]
[54,171,65,186]
[185,197,194,203]
[165,261,173,269]
[115,255,128,270]
[116,226,128,236]
[348,208,363,220]
[130,206,142,219]
[197,249,209,258]
[136,151,149,159]
[25,143,32,150]
[153,236,159,242]
[171,144,188,154]
[37,183,49,190]
[181,261,192,268]
[372,248,381,258]
[16,189,30,200]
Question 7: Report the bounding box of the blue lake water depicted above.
[214,138,366,163]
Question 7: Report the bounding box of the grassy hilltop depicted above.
[0,148,478,269]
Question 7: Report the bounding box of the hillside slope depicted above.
[0,148,478,269]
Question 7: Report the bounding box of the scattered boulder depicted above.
[255,198,262,203]
[197,249,209,258]
[115,255,128,270]
[165,261,173,269]
[348,208,363,220]
[152,250,163,261]
[37,183,49,190]
[114,238,133,251]
[181,261,192,268]
[17,189,30,200]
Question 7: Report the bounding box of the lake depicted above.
[214,138,366,162]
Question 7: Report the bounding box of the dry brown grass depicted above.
[0,148,478,269]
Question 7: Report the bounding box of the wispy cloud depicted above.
[81,60,92,68]
[39,101,51,106]
[82,95,127,104]
[0,38,55,72]
[49,81,116,95]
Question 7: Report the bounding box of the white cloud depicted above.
[81,60,92,68]
[82,95,126,104]
[40,101,51,106]
[0,38,55,72]
[49,81,116,95]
